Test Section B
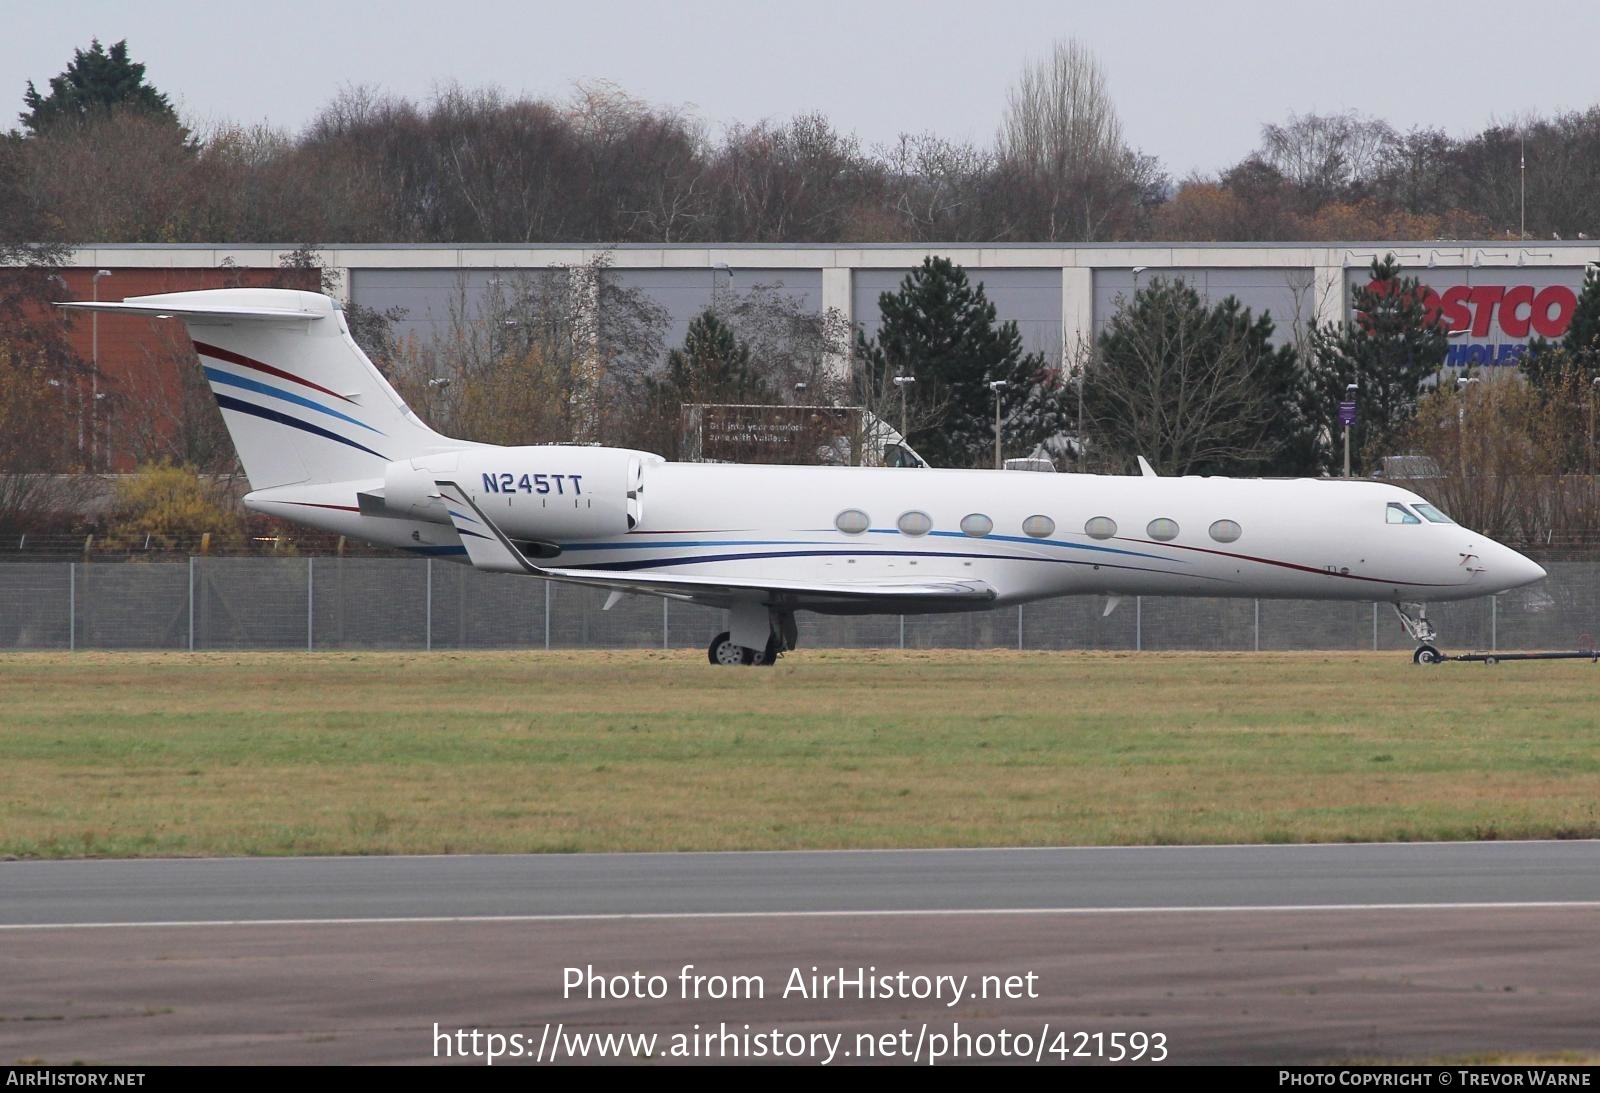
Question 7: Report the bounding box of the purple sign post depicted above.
[1339,400,1358,477]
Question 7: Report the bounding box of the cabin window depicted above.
[1386,502,1421,525]
[960,513,993,537]
[1412,503,1454,524]
[897,510,933,536]
[1147,518,1180,542]
[1084,516,1117,540]
[1022,514,1056,538]
[835,509,870,534]
[1208,519,1242,543]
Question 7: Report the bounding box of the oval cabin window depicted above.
[960,513,993,537]
[1084,516,1117,540]
[835,509,870,535]
[1147,518,1179,542]
[1209,519,1242,543]
[1022,515,1056,539]
[897,510,933,536]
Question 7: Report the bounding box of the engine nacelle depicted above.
[382,446,654,543]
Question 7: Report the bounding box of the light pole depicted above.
[1456,376,1479,478]
[1074,349,1087,473]
[1589,377,1599,476]
[1341,383,1359,478]
[91,269,111,468]
[892,375,914,444]
[989,380,1008,469]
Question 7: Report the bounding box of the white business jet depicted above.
[62,288,1546,666]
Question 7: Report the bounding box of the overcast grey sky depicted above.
[5,0,1599,176]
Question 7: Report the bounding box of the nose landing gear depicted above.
[1393,603,1444,664]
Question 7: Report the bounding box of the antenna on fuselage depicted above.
[1136,456,1157,478]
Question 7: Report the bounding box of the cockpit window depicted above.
[1386,502,1421,525]
[1412,503,1453,524]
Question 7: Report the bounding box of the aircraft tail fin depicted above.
[60,289,456,490]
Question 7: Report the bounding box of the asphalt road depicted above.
[4,841,1600,927]
[6,844,1599,1065]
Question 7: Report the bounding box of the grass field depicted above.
[1,649,1597,859]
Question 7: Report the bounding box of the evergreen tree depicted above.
[20,39,182,135]
[855,256,1055,468]
[1307,254,1448,474]
[656,310,771,404]
[1087,277,1309,476]
[1527,264,1600,391]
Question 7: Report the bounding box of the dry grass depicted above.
[1,649,1597,858]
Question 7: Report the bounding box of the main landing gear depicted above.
[707,631,780,667]
[1393,602,1444,664]
[707,607,798,667]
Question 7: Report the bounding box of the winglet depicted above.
[434,481,538,574]
[1136,456,1157,478]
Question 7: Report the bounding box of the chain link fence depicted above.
[0,558,1594,654]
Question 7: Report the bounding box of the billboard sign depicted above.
[1350,267,1585,368]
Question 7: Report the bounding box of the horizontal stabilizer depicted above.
[58,289,330,323]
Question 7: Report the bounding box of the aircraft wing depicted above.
[434,480,997,611]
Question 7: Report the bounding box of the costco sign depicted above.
[1353,269,1584,368]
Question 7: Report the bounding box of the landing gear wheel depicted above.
[707,631,751,666]
[1413,644,1443,665]
[753,636,781,667]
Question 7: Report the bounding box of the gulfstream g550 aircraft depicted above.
[62,288,1547,666]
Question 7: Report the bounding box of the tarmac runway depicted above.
[3,842,1598,1065]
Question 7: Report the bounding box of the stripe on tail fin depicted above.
[61,289,462,490]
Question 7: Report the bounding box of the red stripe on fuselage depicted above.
[1123,538,1436,587]
[193,340,354,404]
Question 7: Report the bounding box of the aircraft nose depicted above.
[1495,544,1546,591]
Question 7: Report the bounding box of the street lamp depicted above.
[989,380,1008,469]
[1590,376,1600,476]
[892,375,914,444]
[1341,383,1359,478]
[1456,376,1480,477]
[91,269,111,468]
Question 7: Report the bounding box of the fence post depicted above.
[1135,596,1142,652]
[425,558,433,652]
[68,561,75,652]
[1372,602,1379,651]
[1253,599,1260,652]
[1491,595,1497,651]
[1017,604,1023,651]
[306,556,314,652]
[188,556,195,652]
[662,597,669,650]
[899,615,905,650]
[544,580,551,650]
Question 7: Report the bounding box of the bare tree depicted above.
[1258,110,1397,210]
[418,251,667,446]
[996,38,1161,241]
